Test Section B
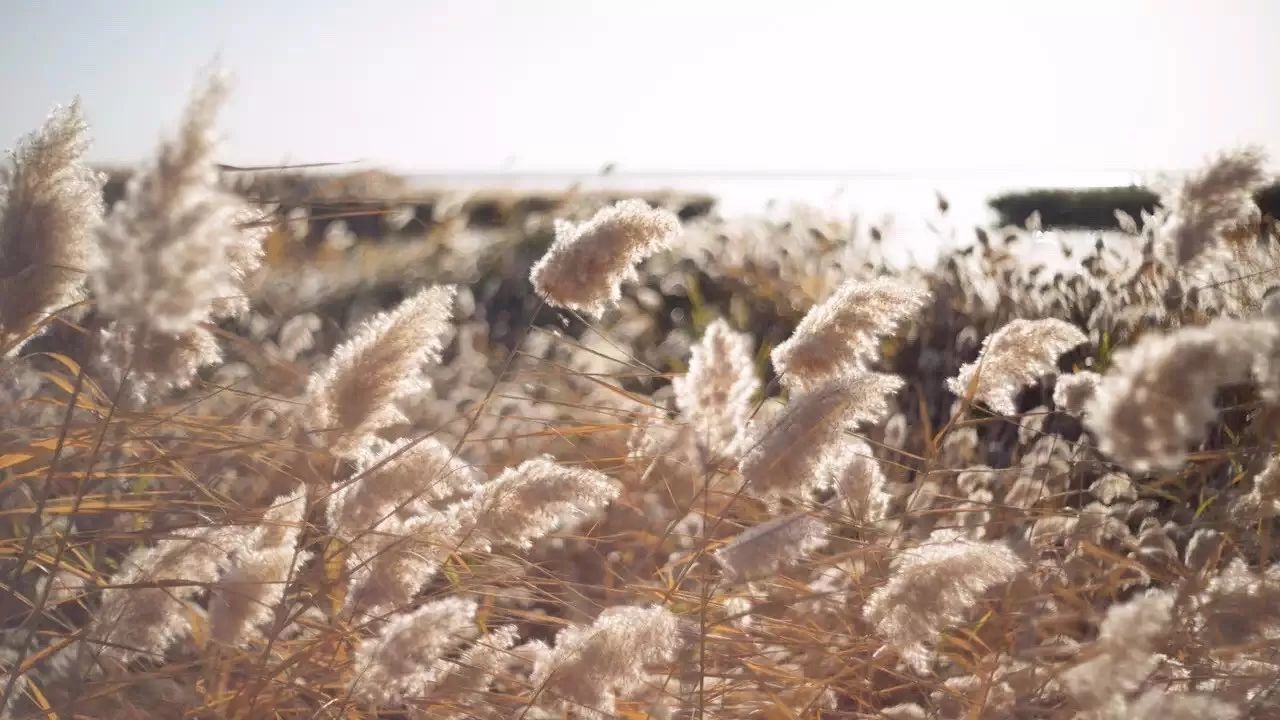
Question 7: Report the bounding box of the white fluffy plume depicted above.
[530,199,681,316]
[772,278,929,391]
[947,318,1087,416]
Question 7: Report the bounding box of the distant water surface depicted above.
[408,170,1162,265]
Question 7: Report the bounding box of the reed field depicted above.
[1,75,1279,719]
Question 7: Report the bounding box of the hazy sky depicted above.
[2,0,1277,173]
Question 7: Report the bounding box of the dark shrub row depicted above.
[990,182,1280,229]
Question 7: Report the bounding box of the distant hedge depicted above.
[988,187,1160,230]
[1255,183,1280,219]
[989,181,1280,230]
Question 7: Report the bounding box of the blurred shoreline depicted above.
[407,169,1155,266]
[99,163,1167,269]
[408,169,1151,221]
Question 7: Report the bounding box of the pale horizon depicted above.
[3,1,1279,176]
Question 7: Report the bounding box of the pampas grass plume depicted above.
[739,373,902,503]
[947,318,1087,416]
[453,455,619,551]
[0,100,103,354]
[673,318,758,458]
[528,604,682,719]
[1053,370,1100,416]
[91,74,257,334]
[1086,318,1276,470]
[529,199,680,316]
[1163,146,1266,265]
[350,597,480,704]
[715,512,829,581]
[1059,589,1174,709]
[863,530,1024,672]
[307,285,455,452]
[771,278,928,391]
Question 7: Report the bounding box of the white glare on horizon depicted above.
[1,0,1278,177]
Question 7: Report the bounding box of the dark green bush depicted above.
[988,186,1160,230]
[1254,182,1280,218]
[991,181,1280,230]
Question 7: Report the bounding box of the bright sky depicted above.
[1,0,1277,174]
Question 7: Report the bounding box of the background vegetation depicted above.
[2,81,1279,720]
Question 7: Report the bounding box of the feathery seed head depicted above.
[739,373,903,503]
[88,526,244,667]
[529,199,680,316]
[714,512,829,581]
[208,545,301,648]
[1052,370,1101,416]
[306,285,455,453]
[673,318,759,459]
[772,278,929,391]
[208,487,308,647]
[329,435,480,539]
[0,100,104,354]
[425,625,520,719]
[345,510,457,615]
[529,604,682,719]
[93,321,222,403]
[1161,147,1267,266]
[1127,690,1240,720]
[946,318,1087,416]
[1086,318,1277,470]
[452,455,619,551]
[864,530,1025,672]
[1060,589,1175,708]
[820,436,891,525]
[1231,455,1280,522]
[350,597,480,704]
[91,74,259,335]
[209,205,269,319]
